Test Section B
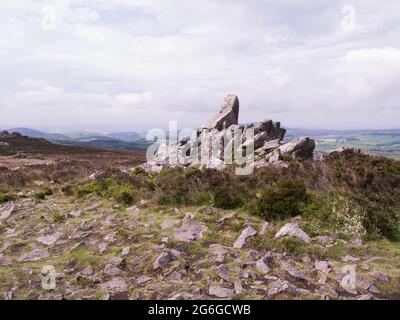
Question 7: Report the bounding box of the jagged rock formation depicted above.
[202,94,239,130]
[142,95,316,172]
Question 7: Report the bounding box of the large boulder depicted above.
[278,137,315,160]
[254,119,286,141]
[275,223,311,243]
[202,95,239,131]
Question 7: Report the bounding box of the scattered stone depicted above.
[209,286,234,298]
[89,171,102,181]
[36,232,63,246]
[101,278,128,292]
[153,251,176,270]
[85,203,101,211]
[67,210,82,218]
[126,206,140,213]
[121,247,130,256]
[104,264,123,277]
[218,213,236,223]
[341,255,360,262]
[136,275,152,285]
[315,260,331,273]
[161,220,180,230]
[317,235,335,245]
[267,279,298,297]
[350,234,363,246]
[357,293,374,300]
[260,222,272,235]
[98,242,108,253]
[242,269,257,279]
[0,202,16,224]
[217,265,230,282]
[233,226,257,248]
[281,261,308,281]
[81,266,94,276]
[19,249,49,262]
[173,213,207,242]
[104,232,117,243]
[319,284,338,300]
[368,285,381,295]
[275,223,311,243]
[368,271,389,283]
[256,253,274,274]
[234,281,243,295]
[34,181,45,187]
[165,271,182,282]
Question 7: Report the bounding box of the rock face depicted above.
[202,94,239,130]
[141,95,315,172]
[278,137,316,160]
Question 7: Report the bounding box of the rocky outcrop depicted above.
[202,94,239,130]
[141,94,315,172]
[278,137,316,160]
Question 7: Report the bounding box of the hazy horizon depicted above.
[1,1,400,132]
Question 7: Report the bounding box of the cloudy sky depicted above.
[0,0,399,132]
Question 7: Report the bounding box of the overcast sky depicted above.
[0,0,399,132]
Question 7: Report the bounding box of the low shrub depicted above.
[34,187,53,200]
[0,194,16,204]
[247,180,308,221]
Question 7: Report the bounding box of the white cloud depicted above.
[0,0,400,131]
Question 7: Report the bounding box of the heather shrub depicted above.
[247,180,308,221]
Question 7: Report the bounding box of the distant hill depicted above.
[7,127,71,141]
[5,127,150,151]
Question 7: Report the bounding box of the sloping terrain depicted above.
[0,135,399,300]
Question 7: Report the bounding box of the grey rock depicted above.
[153,250,176,270]
[267,279,298,297]
[36,232,63,246]
[341,255,360,262]
[256,253,274,274]
[209,285,234,298]
[234,281,243,294]
[281,261,308,281]
[233,226,257,248]
[254,120,286,141]
[173,213,207,242]
[19,249,49,262]
[104,264,123,276]
[275,223,311,243]
[315,260,331,273]
[121,247,130,256]
[368,271,389,283]
[278,137,315,160]
[203,95,239,131]
[126,206,140,213]
[260,222,272,235]
[136,275,152,285]
[217,265,230,282]
[101,278,128,292]
[161,220,180,230]
[0,202,16,224]
[350,234,363,245]
[67,210,82,218]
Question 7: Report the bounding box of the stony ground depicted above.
[1,189,399,300]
